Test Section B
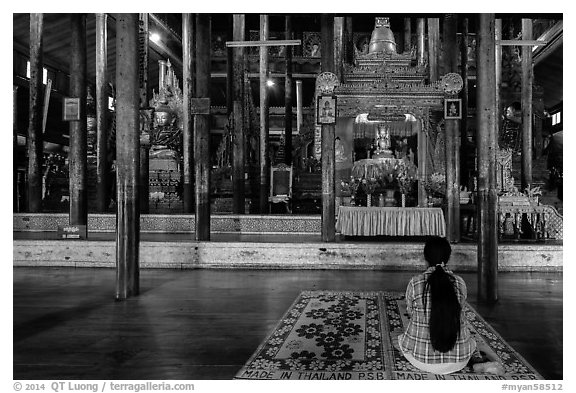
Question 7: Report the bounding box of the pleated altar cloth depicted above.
[336,207,446,237]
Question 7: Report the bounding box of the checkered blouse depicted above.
[398,267,476,364]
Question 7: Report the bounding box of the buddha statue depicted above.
[149,103,182,160]
[373,124,394,159]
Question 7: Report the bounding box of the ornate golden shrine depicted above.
[331,17,449,207]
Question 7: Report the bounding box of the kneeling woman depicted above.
[398,236,476,374]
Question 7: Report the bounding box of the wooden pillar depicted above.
[95,13,109,213]
[14,85,19,212]
[345,17,354,64]
[320,15,336,242]
[138,13,149,214]
[476,13,498,304]
[182,13,195,213]
[226,16,234,117]
[445,119,461,243]
[195,14,211,240]
[443,15,459,73]
[69,14,88,226]
[284,16,293,167]
[427,18,440,82]
[521,19,533,191]
[321,15,334,73]
[416,18,425,66]
[460,17,469,187]
[138,146,149,213]
[417,119,427,207]
[404,18,412,54]
[444,14,460,243]
[115,13,140,300]
[296,80,303,133]
[232,14,245,214]
[27,13,44,213]
[259,15,270,213]
[334,17,345,82]
[533,104,544,158]
[322,120,336,242]
[138,14,149,109]
[495,19,502,132]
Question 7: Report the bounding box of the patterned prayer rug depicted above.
[235,290,542,380]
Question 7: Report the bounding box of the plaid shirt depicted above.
[399,267,475,364]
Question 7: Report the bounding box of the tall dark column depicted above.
[460,17,470,188]
[69,14,88,226]
[95,13,109,212]
[321,15,334,73]
[14,85,19,212]
[27,13,44,213]
[427,18,439,82]
[138,13,149,214]
[404,18,412,54]
[296,80,303,134]
[345,17,354,64]
[115,13,140,300]
[320,15,336,242]
[182,13,195,213]
[416,18,425,66]
[443,15,459,72]
[521,19,533,191]
[284,15,293,167]
[495,19,502,132]
[476,13,499,304]
[444,14,460,243]
[195,14,211,240]
[321,121,336,243]
[226,16,233,117]
[259,15,270,214]
[232,14,245,214]
[334,17,344,81]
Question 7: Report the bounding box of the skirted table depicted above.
[336,206,446,237]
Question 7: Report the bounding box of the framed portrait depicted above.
[317,95,337,125]
[444,98,462,120]
[63,97,81,121]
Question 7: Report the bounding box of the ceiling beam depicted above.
[533,20,562,65]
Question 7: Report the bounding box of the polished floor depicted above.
[13,267,562,380]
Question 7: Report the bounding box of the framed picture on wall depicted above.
[317,95,337,125]
[444,98,462,120]
[63,97,81,121]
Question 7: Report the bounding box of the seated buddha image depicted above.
[372,125,393,159]
[377,125,391,150]
[150,103,182,160]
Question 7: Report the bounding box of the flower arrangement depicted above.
[395,159,418,195]
[423,172,446,197]
[340,177,361,196]
[362,177,379,195]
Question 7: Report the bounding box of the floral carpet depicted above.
[235,290,542,380]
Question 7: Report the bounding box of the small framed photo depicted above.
[317,95,337,125]
[63,97,81,121]
[444,98,462,120]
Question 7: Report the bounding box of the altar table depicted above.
[336,206,446,237]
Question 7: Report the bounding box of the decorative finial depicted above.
[375,17,390,28]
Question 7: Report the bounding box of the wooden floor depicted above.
[13,267,563,380]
